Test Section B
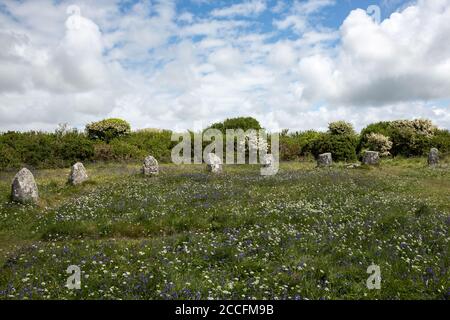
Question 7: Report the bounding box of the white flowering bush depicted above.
[328,121,356,136]
[365,133,393,157]
[391,119,437,137]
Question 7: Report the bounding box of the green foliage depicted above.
[295,130,323,156]
[121,130,175,162]
[391,119,437,137]
[311,133,358,162]
[279,135,300,161]
[109,139,146,161]
[210,117,262,132]
[362,133,393,157]
[279,130,323,161]
[360,121,392,138]
[390,127,432,156]
[0,143,21,169]
[54,132,95,164]
[86,118,131,142]
[1,117,449,170]
[0,131,94,169]
[328,121,356,136]
[359,119,445,157]
[431,129,450,154]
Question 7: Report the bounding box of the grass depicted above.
[0,158,448,300]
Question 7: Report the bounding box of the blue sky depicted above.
[0,0,449,131]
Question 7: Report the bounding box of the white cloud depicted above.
[274,0,336,33]
[211,0,267,18]
[0,0,449,133]
[297,1,450,108]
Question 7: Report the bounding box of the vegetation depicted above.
[86,118,131,142]
[362,133,393,157]
[0,159,448,300]
[0,117,449,170]
[209,117,262,133]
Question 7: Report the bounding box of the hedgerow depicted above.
[0,118,449,170]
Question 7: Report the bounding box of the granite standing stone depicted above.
[205,153,222,174]
[68,162,88,185]
[317,153,333,167]
[142,156,159,176]
[428,148,439,167]
[11,168,39,204]
[362,151,380,165]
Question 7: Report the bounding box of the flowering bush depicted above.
[391,119,437,137]
[359,119,441,157]
[86,118,131,142]
[328,121,356,136]
[365,133,393,157]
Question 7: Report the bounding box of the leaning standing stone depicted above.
[142,155,159,176]
[362,151,380,165]
[11,168,39,204]
[205,153,222,174]
[317,153,333,167]
[68,162,88,185]
[428,148,439,167]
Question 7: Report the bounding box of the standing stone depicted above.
[68,162,88,185]
[362,151,380,165]
[428,148,439,167]
[142,156,159,176]
[317,153,333,167]
[11,168,39,204]
[205,153,222,174]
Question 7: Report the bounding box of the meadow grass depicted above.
[0,158,448,300]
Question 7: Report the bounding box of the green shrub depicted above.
[359,119,441,157]
[360,121,392,138]
[121,130,174,162]
[110,139,146,161]
[328,121,356,136]
[431,129,450,154]
[280,134,300,161]
[55,132,94,164]
[0,143,21,169]
[296,130,323,156]
[86,118,131,142]
[390,127,432,156]
[0,131,94,169]
[93,143,113,161]
[311,133,358,162]
[209,117,262,132]
[362,133,393,157]
[390,119,437,137]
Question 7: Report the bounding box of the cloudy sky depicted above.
[1,0,449,132]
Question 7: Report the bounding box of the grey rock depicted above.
[11,168,39,204]
[317,153,333,167]
[362,151,380,165]
[142,156,159,176]
[428,148,439,167]
[205,153,222,174]
[68,162,88,185]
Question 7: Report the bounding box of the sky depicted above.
[0,0,449,132]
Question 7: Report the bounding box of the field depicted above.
[0,159,449,300]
